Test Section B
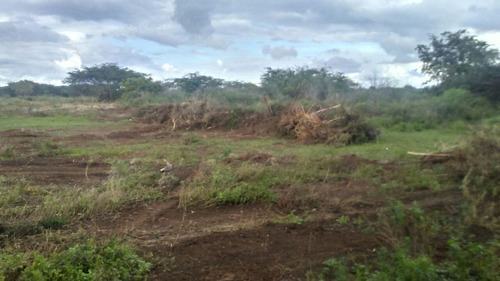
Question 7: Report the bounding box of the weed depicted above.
[182,161,279,206]
[0,239,151,280]
[337,215,350,225]
[5,221,42,237]
[30,140,59,157]
[378,201,443,255]
[310,239,500,281]
[183,133,203,145]
[307,258,349,281]
[38,216,69,230]
[0,144,17,160]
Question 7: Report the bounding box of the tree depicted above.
[464,65,500,103]
[64,63,145,101]
[260,66,357,100]
[7,80,37,97]
[121,77,164,100]
[416,30,499,84]
[172,73,223,95]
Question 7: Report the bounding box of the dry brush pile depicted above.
[135,100,380,146]
[278,104,379,145]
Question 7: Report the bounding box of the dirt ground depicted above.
[0,118,465,280]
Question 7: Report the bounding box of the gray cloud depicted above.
[262,45,298,60]
[0,20,68,43]
[318,56,362,73]
[0,0,499,86]
[462,3,500,31]
[173,0,213,35]
[3,0,163,23]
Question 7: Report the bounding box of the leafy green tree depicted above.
[172,73,223,95]
[7,80,37,97]
[121,77,163,100]
[64,63,146,101]
[260,66,357,100]
[416,30,499,84]
[463,65,500,103]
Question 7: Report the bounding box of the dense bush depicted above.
[0,239,151,280]
[311,239,499,281]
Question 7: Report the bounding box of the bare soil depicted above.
[0,157,109,186]
[0,115,468,280]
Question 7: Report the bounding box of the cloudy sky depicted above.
[1,0,499,87]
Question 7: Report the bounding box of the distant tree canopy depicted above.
[170,73,224,95]
[416,30,499,83]
[120,77,164,100]
[416,30,500,102]
[64,63,146,101]
[261,67,357,100]
[0,80,69,97]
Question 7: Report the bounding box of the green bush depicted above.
[0,239,151,281]
[184,162,280,206]
[311,239,499,281]
[431,89,495,122]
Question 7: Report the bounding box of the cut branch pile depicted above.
[278,104,379,146]
[135,101,380,146]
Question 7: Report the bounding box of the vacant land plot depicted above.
[0,99,498,280]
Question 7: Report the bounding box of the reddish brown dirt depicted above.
[0,113,470,280]
[155,221,378,281]
[82,200,379,281]
[0,129,48,138]
[56,133,105,142]
[0,157,109,186]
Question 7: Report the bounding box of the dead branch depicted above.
[314,105,341,115]
[407,151,453,157]
[262,97,274,116]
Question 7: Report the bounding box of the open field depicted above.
[0,98,498,280]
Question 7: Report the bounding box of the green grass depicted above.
[0,239,151,280]
[273,129,466,161]
[0,115,127,131]
[62,142,152,158]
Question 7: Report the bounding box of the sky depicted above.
[1,0,499,87]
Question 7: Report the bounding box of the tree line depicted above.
[1,30,498,103]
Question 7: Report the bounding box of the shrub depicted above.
[0,239,151,281]
[311,239,500,281]
[431,89,495,122]
[452,125,500,231]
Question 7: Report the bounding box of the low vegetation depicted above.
[0,29,498,280]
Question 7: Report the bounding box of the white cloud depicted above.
[54,51,82,70]
[0,0,499,87]
[58,31,86,42]
[162,63,178,72]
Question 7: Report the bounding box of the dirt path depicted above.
[0,157,109,186]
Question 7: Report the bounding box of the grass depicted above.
[0,115,127,131]
[0,96,497,280]
[0,239,151,280]
[62,142,152,158]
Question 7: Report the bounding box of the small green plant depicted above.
[307,258,349,281]
[183,162,279,206]
[0,144,17,160]
[337,215,350,225]
[183,133,202,145]
[5,221,42,237]
[38,216,69,230]
[378,201,443,255]
[287,211,306,225]
[30,140,59,157]
[0,239,151,280]
[311,239,500,281]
